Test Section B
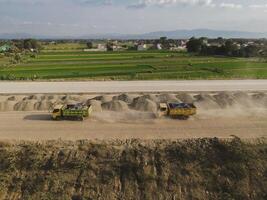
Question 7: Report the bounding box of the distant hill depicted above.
[1,29,267,39]
[133,29,267,39]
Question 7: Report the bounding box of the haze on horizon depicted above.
[1,0,267,37]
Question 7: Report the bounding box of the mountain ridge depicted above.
[0,29,266,39]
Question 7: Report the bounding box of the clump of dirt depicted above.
[102,100,129,112]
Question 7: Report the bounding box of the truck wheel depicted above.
[78,116,84,121]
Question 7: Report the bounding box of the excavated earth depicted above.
[0,92,266,140]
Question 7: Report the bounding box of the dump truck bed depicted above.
[168,103,197,117]
[62,104,92,118]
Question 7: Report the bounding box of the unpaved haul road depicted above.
[0,112,266,141]
[0,80,266,94]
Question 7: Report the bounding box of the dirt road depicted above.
[0,80,266,94]
[0,111,266,141]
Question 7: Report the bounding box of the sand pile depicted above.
[102,100,129,112]
[87,100,102,112]
[213,92,236,108]
[14,100,39,111]
[92,95,113,103]
[112,93,135,104]
[35,101,54,111]
[233,92,253,107]
[252,92,267,106]
[176,93,194,103]
[0,101,17,111]
[132,98,157,113]
[0,92,265,113]
[157,93,179,103]
[7,96,16,101]
[194,93,220,109]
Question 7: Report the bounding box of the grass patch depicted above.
[1,50,267,80]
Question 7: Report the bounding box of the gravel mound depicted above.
[132,98,157,113]
[233,92,252,107]
[0,101,16,111]
[213,92,236,108]
[112,93,135,104]
[87,100,102,112]
[102,100,129,112]
[176,93,194,103]
[14,100,38,111]
[35,101,54,111]
[157,93,179,103]
[251,92,267,106]
[92,95,113,103]
[194,93,220,109]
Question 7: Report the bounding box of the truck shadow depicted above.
[24,114,52,121]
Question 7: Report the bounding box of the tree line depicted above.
[186,37,266,57]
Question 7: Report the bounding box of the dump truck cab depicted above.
[52,104,64,120]
[159,102,197,120]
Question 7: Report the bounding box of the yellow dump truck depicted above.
[52,103,92,121]
[159,102,197,120]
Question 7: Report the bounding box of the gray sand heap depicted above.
[157,93,179,103]
[251,92,267,106]
[102,100,129,112]
[194,93,220,109]
[0,101,16,111]
[233,92,252,107]
[112,93,136,104]
[14,100,39,111]
[35,101,54,111]
[131,98,158,113]
[92,95,113,103]
[176,93,194,103]
[87,100,102,112]
[213,92,236,108]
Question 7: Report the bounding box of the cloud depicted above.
[128,0,214,9]
[249,4,267,9]
[74,0,113,6]
[219,3,243,9]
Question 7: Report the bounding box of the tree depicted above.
[186,37,204,53]
[86,42,93,49]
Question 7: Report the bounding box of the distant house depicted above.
[97,44,107,51]
[83,44,107,52]
[137,44,147,51]
[0,44,11,53]
[157,44,162,50]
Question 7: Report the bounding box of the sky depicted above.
[0,0,267,36]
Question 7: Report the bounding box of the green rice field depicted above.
[1,50,267,80]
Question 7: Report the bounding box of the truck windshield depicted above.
[53,109,60,113]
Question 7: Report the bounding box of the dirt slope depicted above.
[0,138,266,200]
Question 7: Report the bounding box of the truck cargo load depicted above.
[159,102,197,120]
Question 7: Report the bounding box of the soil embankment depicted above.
[0,138,266,200]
